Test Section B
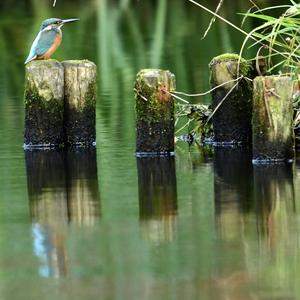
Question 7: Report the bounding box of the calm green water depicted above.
[0,1,299,299]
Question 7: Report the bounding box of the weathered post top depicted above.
[135,69,176,156]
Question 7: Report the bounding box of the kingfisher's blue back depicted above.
[25,29,59,64]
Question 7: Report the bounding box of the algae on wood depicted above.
[62,60,97,147]
[252,76,294,163]
[24,60,64,148]
[209,53,253,144]
[135,69,176,156]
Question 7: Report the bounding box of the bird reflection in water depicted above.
[137,156,177,243]
[32,223,67,278]
[25,149,100,278]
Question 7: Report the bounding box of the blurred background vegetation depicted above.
[0,0,292,150]
[0,0,291,94]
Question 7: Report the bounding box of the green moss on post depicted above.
[209,53,253,144]
[252,76,294,163]
[135,69,175,156]
[62,60,97,147]
[24,60,64,148]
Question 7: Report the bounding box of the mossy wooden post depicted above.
[209,53,253,144]
[24,60,64,148]
[62,60,97,147]
[252,76,294,163]
[135,69,175,156]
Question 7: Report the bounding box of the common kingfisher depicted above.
[24,18,79,65]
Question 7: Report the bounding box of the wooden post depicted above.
[209,53,253,144]
[24,60,64,148]
[62,60,97,147]
[135,69,175,156]
[252,76,294,163]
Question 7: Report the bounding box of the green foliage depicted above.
[240,1,300,134]
[241,2,300,75]
[175,103,212,142]
[189,0,300,140]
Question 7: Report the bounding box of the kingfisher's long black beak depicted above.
[62,18,80,24]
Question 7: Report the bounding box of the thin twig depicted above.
[201,0,224,39]
[166,91,190,103]
[249,0,260,11]
[187,0,291,69]
[134,88,148,101]
[255,45,265,76]
[172,76,244,97]
[187,0,257,42]
[176,119,192,134]
[53,0,57,7]
[205,79,241,124]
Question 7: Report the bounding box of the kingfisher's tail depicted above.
[24,53,37,65]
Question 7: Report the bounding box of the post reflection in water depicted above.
[214,147,253,233]
[251,164,296,295]
[213,148,296,299]
[212,148,254,298]
[253,164,295,245]
[25,149,101,278]
[137,157,177,243]
[66,149,101,225]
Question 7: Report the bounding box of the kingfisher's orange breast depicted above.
[40,33,62,60]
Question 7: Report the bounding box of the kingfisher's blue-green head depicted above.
[40,18,80,32]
